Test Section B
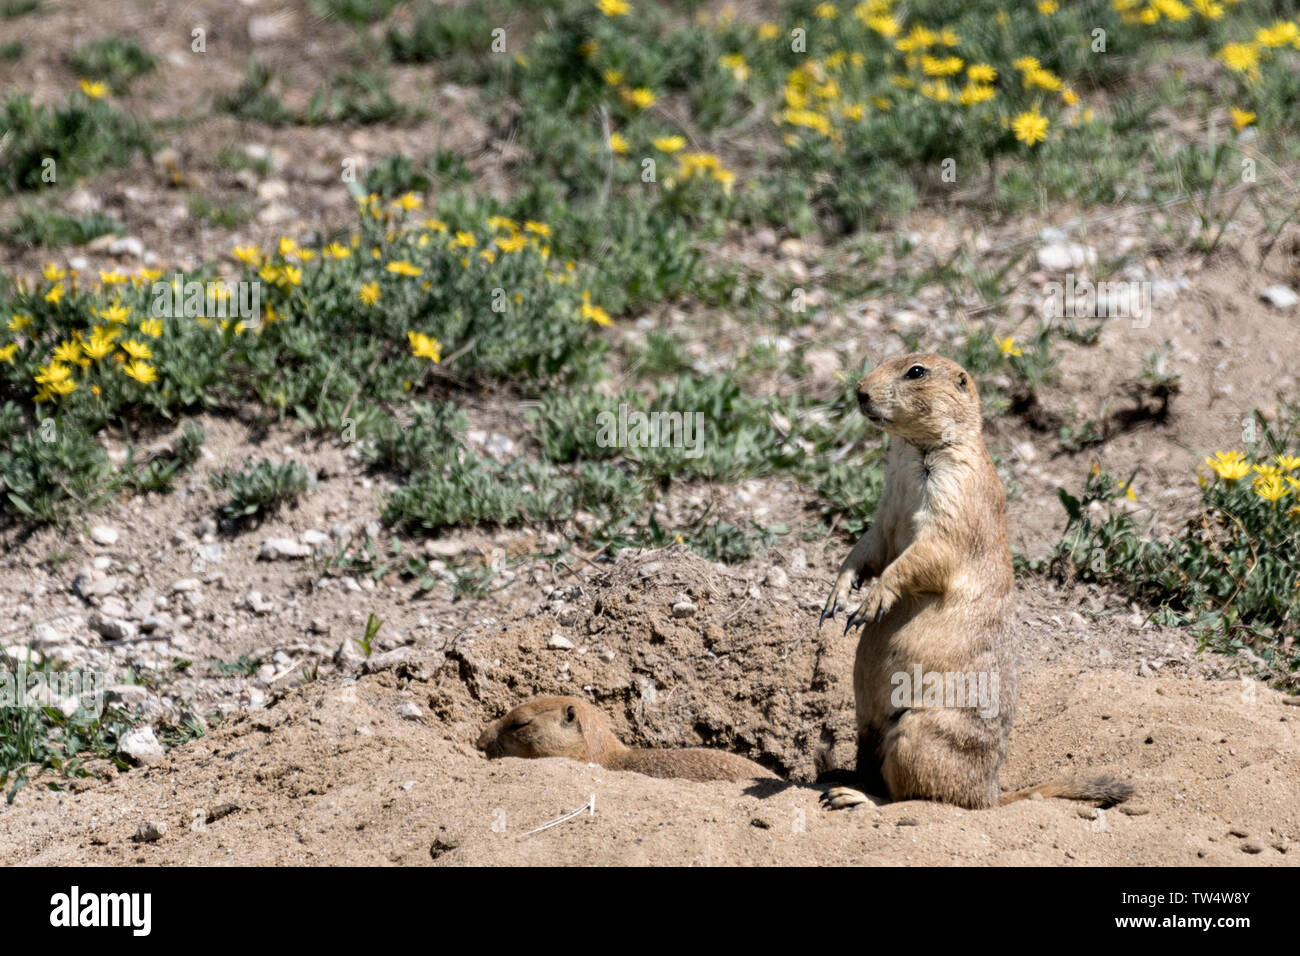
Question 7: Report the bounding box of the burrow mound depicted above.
[428,546,857,780]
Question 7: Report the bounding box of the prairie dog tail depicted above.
[1000,774,1133,807]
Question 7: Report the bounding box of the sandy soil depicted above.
[2,547,1297,866]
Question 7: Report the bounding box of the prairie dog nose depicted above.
[855,378,873,406]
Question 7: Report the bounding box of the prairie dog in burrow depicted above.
[476,696,778,783]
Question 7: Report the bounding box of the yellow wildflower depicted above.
[407,331,442,362]
[623,87,655,109]
[82,327,117,361]
[1012,110,1049,146]
[121,339,153,361]
[393,191,422,211]
[1253,475,1288,502]
[98,302,131,323]
[579,290,612,326]
[1205,451,1251,481]
[1217,42,1259,74]
[122,360,158,384]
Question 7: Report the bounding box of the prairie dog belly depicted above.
[854,596,1014,732]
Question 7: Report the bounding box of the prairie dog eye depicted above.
[904,365,928,380]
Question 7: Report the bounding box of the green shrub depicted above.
[211,458,313,521]
[66,35,155,92]
[0,92,150,194]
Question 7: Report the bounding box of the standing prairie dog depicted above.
[476,696,779,783]
[820,353,1131,810]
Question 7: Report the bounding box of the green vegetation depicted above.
[212,458,314,522]
[66,35,156,92]
[1050,416,1300,674]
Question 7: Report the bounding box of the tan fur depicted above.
[476,696,778,783]
[821,353,1131,810]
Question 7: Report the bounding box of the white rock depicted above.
[90,525,119,546]
[671,600,697,619]
[547,633,575,650]
[397,702,423,719]
[424,539,469,558]
[1260,285,1298,310]
[1036,242,1096,272]
[33,623,65,648]
[335,636,365,667]
[764,566,790,590]
[98,597,129,620]
[108,236,144,259]
[2,646,42,666]
[171,578,201,593]
[242,590,275,615]
[260,538,312,560]
[90,613,137,642]
[118,727,165,766]
[248,12,295,43]
[132,820,167,843]
[74,573,119,598]
[256,179,289,202]
[485,433,515,457]
[301,529,330,547]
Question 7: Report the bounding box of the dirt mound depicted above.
[2,661,1296,866]
[444,545,852,781]
[3,546,1298,866]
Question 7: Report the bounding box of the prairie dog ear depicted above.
[563,704,578,725]
[956,371,968,390]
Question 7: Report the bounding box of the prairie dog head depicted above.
[854,353,981,449]
[475,697,592,761]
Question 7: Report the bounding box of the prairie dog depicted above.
[476,696,778,783]
[820,353,1131,810]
